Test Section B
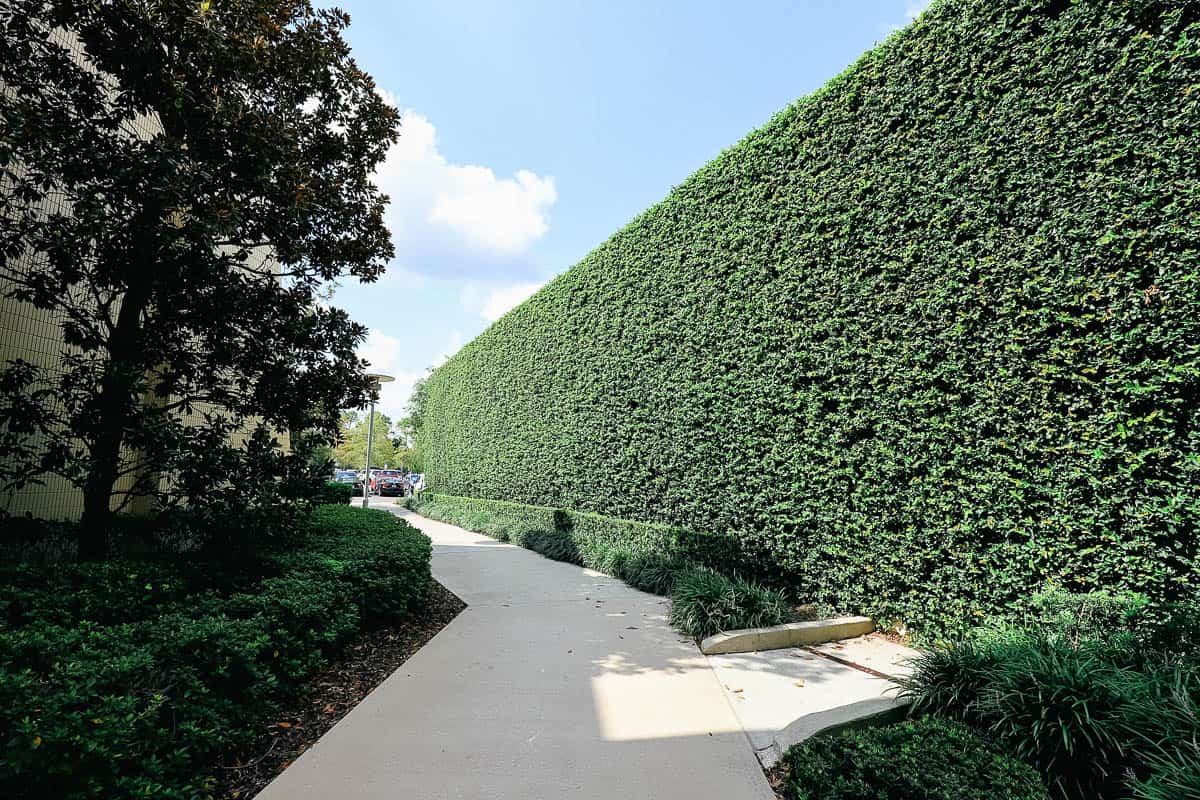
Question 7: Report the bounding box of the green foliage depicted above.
[1020,587,1150,650]
[415,0,1200,638]
[414,493,771,579]
[901,593,1200,800]
[313,480,355,506]
[522,529,583,565]
[779,717,1049,800]
[333,410,403,470]
[1132,742,1200,800]
[619,551,693,596]
[411,493,787,636]
[273,505,432,621]
[669,567,791,639]
[0,1,397,549]
[0,505,432,799]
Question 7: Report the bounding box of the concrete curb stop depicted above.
[756,696,911,769]
[699,616,875,655]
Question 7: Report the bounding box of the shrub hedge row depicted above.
[0,506,431,799]
[411,493,791,637]
[312,480,355,506]
[779,717,1049,800]
[417,0,1200,637]
[413,493,766,574]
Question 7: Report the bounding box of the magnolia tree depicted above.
[0,0,399,556]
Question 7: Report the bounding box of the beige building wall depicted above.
[0,277,87,518]
[1,28,288,521]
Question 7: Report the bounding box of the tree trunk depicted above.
[77,284,149,560]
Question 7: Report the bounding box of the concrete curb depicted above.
[699,616,875,655]
[756,696,910,768]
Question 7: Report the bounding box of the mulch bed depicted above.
[213,580,466,799]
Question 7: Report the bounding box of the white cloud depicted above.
[481,281,542,321]
[883,0,933,34]
[358,329,424,421]
[432,330,465,367]
[430,167,555,253]
[371,92,556,280]
[460,280,545,322]
[905,0,932,21]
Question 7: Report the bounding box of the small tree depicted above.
[397,375,429,472]
[333,410,400,470]
[0,1,399,556]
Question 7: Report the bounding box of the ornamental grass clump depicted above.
[669,567,790,639]
[1131,742,1200,800]
[622,552,692,596]
[901,590,1200,800]
[522,528,582,565]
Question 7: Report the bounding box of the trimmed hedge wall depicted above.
[419,0,1200,637]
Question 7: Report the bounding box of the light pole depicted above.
[362,372,394,508]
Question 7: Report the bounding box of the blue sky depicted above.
[330,0,932,418]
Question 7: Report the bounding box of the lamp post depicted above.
[362,372,394,508]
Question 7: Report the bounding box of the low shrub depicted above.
[621,552,693,596]
[268,505,432,621]
[901,591,1200,800]
[522,528,582,565]
[0,504,432,799]
[1140,602,1200,662]
[412,493,789,637]
[411,493,758,573]
[312,480,355,506]
[778,717,1049,800]
[575,541,691,595]
[1021,587,1148,650]
[669,567,790,639]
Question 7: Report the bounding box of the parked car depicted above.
[339,470,365,492]
[370,470,406,497]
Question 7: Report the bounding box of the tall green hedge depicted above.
[419,0,1200,636]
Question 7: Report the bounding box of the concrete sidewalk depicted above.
[256,503,776,800]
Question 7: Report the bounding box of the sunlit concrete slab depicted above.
[809,633,922,679]
[705,634,921,766]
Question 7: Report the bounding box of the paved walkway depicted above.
[257,502,776,800]
[708,634,920,766]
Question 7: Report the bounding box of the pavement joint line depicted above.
[797,645,894,681]
[704,651,771,759]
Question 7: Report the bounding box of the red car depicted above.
[369,470,406,496]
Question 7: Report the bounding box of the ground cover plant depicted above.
[900,589,1200,800]
[0,505,431,799]
[314,480,355,506]
[413,0,1200,638]
[214,582,464,799]
[776,717,1049,800]
[409,494,791,637]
